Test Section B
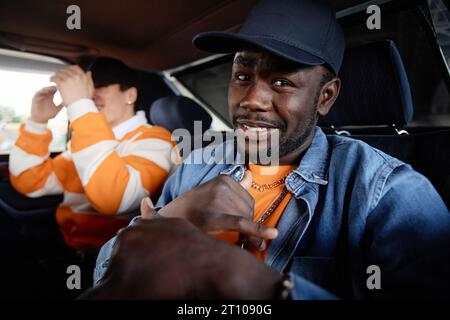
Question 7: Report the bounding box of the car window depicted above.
[0,48,67,155]
[172,56,233,127]
[173,1,450,128]
[429,0,450,69]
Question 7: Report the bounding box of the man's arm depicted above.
[289,164,450,300]
[154,149,186,207]
[84,218,283,300]
[288,164,450,300]
[361,164,450,299]
[87,217,341,300]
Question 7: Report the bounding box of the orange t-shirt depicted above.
[215,164,296,261]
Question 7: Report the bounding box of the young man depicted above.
[90,0,450,299]
[9,57,176,252]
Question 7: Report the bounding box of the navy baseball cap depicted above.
[193,0,345,75]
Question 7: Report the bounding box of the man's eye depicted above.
[236,73,250,81]
[272,79,291,87]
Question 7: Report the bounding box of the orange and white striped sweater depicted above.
[9,99,176,251]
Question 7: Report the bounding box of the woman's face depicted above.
[92,84,136,128]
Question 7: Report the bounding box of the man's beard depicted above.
[233,106,317,165]
[277,106,317,159]
[233,94,319,164]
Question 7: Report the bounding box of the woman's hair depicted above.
[86,57,137,91]
[85,57,141,110]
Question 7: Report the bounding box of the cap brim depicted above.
[193,31,325,67]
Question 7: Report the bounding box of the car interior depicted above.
[0,0,449,299]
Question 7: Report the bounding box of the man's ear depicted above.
[125,87,138,105]
[317,78,341,117]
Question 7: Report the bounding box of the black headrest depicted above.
[318,40,413,127]
[149,95,212,134]
[134,71,173,116]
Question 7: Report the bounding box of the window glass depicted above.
[0,49,67,154]
[428,0,450,69]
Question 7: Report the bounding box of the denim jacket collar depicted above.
[220,127,330,199]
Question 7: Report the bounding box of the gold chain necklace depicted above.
[240,186,290,248]
[251,176,288,192]
[256,187,290,224]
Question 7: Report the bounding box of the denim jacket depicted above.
[95,127,450,299]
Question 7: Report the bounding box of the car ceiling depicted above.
[0,0,368,71]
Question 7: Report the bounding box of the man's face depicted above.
[92,84,134,128]
[228,50,327,164]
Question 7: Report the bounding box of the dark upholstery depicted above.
[353,130,450,208]
[0,181,62,220]
[134,70,174,122]
[318,40,413,127]
[319,40,449,208]
[150,95,212,134]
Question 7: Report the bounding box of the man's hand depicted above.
[141,171,278,251]
[81,218,282,299]
[50,65,94,106]
[30,86,64,124]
